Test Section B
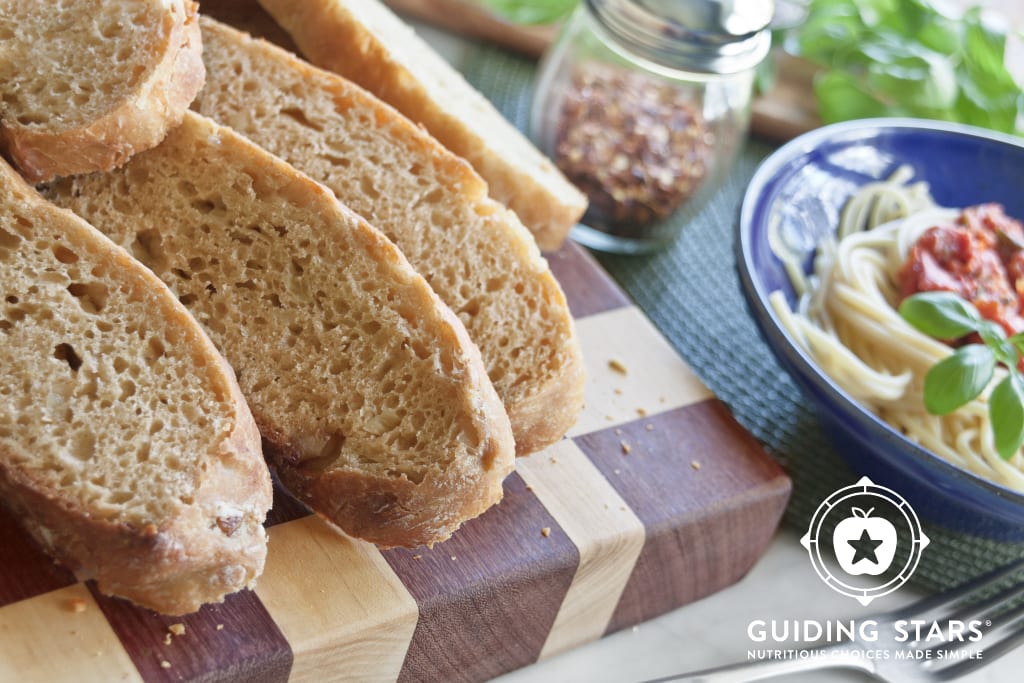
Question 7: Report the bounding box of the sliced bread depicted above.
[0,0,205,181]
[256,0,588,250]
[0,156,270,615]
[193,18,584,457]
[42,111,516,548]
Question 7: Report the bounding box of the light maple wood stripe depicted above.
[0,584,141,683]
[255,516,418,683]
[569,306,713,436]
[516,440,645,659]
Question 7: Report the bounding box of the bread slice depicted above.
[256,0,587,250]
[0,156,270,615]
[0,0,205,182]
[193,18,584,457]
[42,111,516,548]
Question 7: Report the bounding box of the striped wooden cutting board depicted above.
[0,241,790,682]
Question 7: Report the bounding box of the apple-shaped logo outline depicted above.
[832,506,898,576]
[801,477,930,606]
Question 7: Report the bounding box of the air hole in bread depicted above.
[53,342,83,371]
[52,245,79,264]
[0,227,23,251]
[132,229,167,270]
[280,107,323,133]
[192,198,217,214]
[67,281,108,313]
[146,337,165,362]
[320,153,351,168]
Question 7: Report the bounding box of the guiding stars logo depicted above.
[801,477,930,605]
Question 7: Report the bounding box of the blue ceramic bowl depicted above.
[737,118,1024,538]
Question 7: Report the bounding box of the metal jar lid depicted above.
[586,0,774,74]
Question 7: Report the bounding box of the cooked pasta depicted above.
[769,169,1024,491]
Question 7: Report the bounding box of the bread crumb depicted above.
[168,623,185,636]
[645,423,654,431]
[636,407,647,417]
[160,661,172,670]
[450,555,457,561]
[613,387,624,395]
[614,468,621,475]
[608,358,628,375]
[615,428,622,435]
[163,633,172,646]
[216,624,224,631]
[691,460,702,470]
[549,456,559,465]
[541,527,551,537]
[412,554,423,560]
[620,441,631,455]
[67,598,87,613]
[525,484,534,491]
[605,415,615,422]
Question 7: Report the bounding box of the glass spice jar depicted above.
[531,0,774,253]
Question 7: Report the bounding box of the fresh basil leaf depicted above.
[990,373,1024,459]
[866,49,958,112]
[480,0,576,25]
[962,7,1008,79]
[923,344,995,415]
[814,71,892,123]
[899,292,982,340]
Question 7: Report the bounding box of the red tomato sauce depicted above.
[899,204,1024,339]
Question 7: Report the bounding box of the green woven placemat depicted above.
[454,41,1024,591]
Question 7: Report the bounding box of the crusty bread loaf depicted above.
[0,156,270,615]
[256,0,588,250]
[193,18,584,456]
[43,111,516,548]
[0,0,205,182]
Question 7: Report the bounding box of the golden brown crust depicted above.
[257,0,587,250]
[507,333,587,457]
[0,162,270,614]
[0,1,206,182]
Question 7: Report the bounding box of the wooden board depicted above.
[0,5,791,681]
[383,0,1024,142]
[0,240,791,682]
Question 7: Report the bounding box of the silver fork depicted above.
[648,557,1024,682]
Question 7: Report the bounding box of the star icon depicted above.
[847,529,884,565]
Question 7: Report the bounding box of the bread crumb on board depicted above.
[160,661,172,669]
[168,623,185,636]
[691,460,702,471]
[620,441,631,455]
[608,358,628,375]
[216,624,224,631]
[67,598,88,613]
[541,527,551,537]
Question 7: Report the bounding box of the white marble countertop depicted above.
[493,529,1022,683]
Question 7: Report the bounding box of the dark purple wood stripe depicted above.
[545,242,632,318]
[89,585,292,683]
[0,506,77,608]
[384,472,578,683]
[573,400,791,634]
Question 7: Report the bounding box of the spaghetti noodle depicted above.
[769,168,1024,491]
